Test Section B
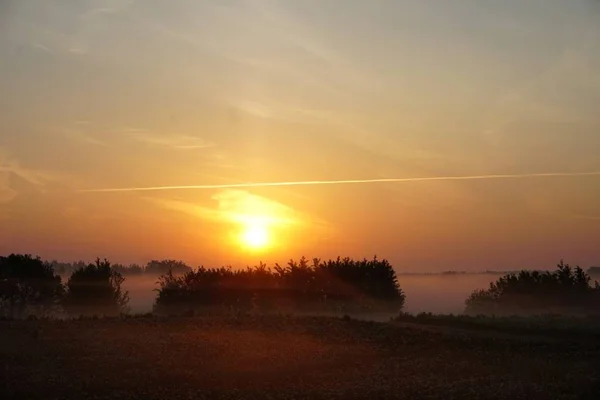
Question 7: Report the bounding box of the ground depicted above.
[1,314,599,399]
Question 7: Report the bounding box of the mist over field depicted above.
[117,273,498,315]
[399,274,500,314]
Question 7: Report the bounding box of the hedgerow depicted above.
[154,256,405,315]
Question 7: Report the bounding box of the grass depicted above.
[393,312,600,341]
[1,314,599,399]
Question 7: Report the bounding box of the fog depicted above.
[121,273,497,315]
[399,274,497,314]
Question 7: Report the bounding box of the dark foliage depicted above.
[154,256,405,315]
[50,259,191,276]
[49,260,86,277]
[63,258,130,316]
[588,266,600,277]
[465,261,600,316]
[0,254,64,318]
[145,259,192,276]
[112,263,145,275]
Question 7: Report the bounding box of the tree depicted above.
[63,258,129,316]
[112,263,144,275]
[153,257,405,315]
[145,259,192,276]
[465,261,600,316]
[0,254,64,318]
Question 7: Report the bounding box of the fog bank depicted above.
[120,274,497,315]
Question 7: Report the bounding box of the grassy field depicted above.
[393,313,600,341]
[1,314,599,400]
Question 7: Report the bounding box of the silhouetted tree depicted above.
[112,263,145,275]
[465,261,600,316]
[145,259,192,276]
[63,258,129,316]
[49,260,86,277]
[154,256,405,315]
[0,254,64,318]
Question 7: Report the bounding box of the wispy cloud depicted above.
[147,189,302,228]
[0,150,59,204]
[31,42,55,54]
[480,13,600,146]
[9,0,136,57]
[123,128,213,150]
[0,172,17,204]
[80,0,136,20]
[63,127,106,146]
[571,214,600,221]
[244,0,381,91]
[80,171,600,193]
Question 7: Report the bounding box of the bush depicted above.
[154,256,405,315]
[0,254,64,318]
[465,261,600,316]
[63,258,130,316]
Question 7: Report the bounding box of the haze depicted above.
[118,273,500,316]
[1,0,599,270]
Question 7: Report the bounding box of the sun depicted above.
[240,222,270,250]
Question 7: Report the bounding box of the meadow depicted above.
[2,314,599,400]
[3,255,600,399]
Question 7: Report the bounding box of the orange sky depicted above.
[1,0,599,270]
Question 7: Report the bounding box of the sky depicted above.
[1,0,599,271]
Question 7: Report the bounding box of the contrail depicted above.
[79,171,600,193]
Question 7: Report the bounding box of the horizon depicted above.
[1,0,599,270]
[34,254,600,276]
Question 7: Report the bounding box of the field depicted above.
[2,315,599,400]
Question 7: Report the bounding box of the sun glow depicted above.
[240,221,270,250]
[203,189,304,252]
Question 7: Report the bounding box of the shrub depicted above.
[154,256,405,315]
[0,254,64,318]
[63,258,130,316]
[465,261,600,316]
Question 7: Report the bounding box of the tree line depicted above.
[1,254,599,319]
[50,259,193,277]
[465,261,600,316]
[154,257,405,315]
[0,254,405,318]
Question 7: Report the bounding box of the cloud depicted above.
[68,46,89,55]
[243,0,380,90]
[571,214,600,221]
[0,173,17,204]
[8,0,136,57]
[479,14,600,145]
[123,128,213,150]
[80,0,136,20]
[146,190,303,228]
[0,150,59,204]
[31,43,55,54]
[63,127,106,146]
